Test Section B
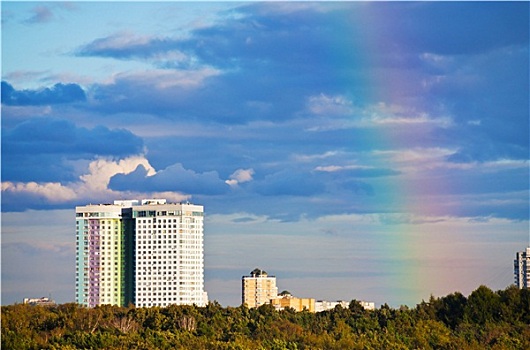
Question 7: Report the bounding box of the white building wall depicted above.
[133,202,206,307]
[314,300,375,312]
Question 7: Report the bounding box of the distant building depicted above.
[359,301,376,310]
[315,300,375,312]
[23,297,56,306]
[271,291,315,312]
[242,268,278,308]
[241,268,375,313]
[514,246,530,289]
[314,300,349,312]
[76,199,207,308]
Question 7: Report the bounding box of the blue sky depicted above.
[1,1,529,307]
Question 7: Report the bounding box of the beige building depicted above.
[271,291,315,312]
[242,268,278,308]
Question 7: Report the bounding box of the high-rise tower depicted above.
[133,199,207,307]
[75,199,207,307]
[75,200,135,307]
[514,246,530,289]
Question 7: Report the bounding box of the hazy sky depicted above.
[2,1,529,307]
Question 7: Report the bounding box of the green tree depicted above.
[464,285,501,325]
[436,291,467,329]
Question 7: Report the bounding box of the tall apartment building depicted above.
[514,246,530,289]
[242,268,278,308]
[75,199,207,308]
[133,199,207,307]
[75,201,133,307]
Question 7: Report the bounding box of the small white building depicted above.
[23,297,56,306]
[315,300,375,312]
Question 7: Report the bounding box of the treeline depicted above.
[2,285,529,349]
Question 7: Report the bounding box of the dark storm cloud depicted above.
[435,47,529,163]
[3,118,142,156]
[78,5,361,122]
[2,2,528,221]
[253,170,326,197]
[81,1,528,130]
[2,118,144,182]
[2,154,78,183]
[374,2,529,55]
[109,163,228,196]
[1,81,86,105]
[77,2,529,68]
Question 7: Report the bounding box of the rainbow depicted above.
[325,4,452,305]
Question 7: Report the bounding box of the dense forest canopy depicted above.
[2,285,529,349]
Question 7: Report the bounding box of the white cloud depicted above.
[149,191,190,203]
[225,168,255,187]
[292,151,339,163]
[370,147,455,173]
[369,113,453,127]
[420,52,454,68]
[87,31,152,51]
[305,101,453,132]
[482,159,528,170]
[364,102,453,128]
[307,93,354,116]
[1,181,77,202]
[79,155,156,192]
[373,149,529,173]
[110,67,221,90]
[0,155,190,205]
[308,148,455,177]
[314,164,372,173]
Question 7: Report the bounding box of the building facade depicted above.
[75,201,133,307]
[23,297,56,306]
[133,199,207,307]
[75,199,207,308]
[514,246,530,289]
[242,268,278,308]
[271,292,315,312]
[314,300,375,312]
